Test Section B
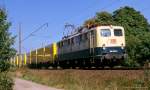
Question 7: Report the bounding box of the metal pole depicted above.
[36,48,38,68]
[30,50,32,64]
[19,23,22,55]
[19,54,22,67]
[43,47,45,62]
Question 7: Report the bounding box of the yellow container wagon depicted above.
[26,43,57,68]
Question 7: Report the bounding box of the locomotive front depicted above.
[96,26,126,63]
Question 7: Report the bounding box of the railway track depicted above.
[28,66,150,70]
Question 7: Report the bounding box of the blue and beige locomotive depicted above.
[11,25,126,68]
[57,25,126,67]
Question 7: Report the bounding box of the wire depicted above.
[21,23,48,42]
[31,34,51,39]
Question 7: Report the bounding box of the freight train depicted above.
[11,25,126,68]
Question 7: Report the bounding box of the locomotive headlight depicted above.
[121,43,124,49]
[102,44,106,50]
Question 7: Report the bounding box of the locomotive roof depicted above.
[60,25,124,42]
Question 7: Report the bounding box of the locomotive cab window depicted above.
[100,29,111,37]
[114,29,123,36]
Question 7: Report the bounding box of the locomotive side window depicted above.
[68,39,71,45]
[114,29,123,36]
[84,33,88,40]
[101,29,111,37]
[71,38,74,45]
[75,36,80,44]
[79,35,82,41]
[91,30,94,36]
[60,41,63,47]
[64,40,68,46]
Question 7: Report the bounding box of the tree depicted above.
[95,11,114,25]
[0,8,16,90]
[113,6,150,36]
[113,6,150,66]
[84,12,114,28]
[0,9,16,61]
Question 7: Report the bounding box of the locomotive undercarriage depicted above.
[57,58,123,69]
[28,56,124,69]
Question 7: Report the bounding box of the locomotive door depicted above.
[89,30,95,59]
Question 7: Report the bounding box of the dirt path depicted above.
[14,78,63,90]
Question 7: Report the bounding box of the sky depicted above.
[0,0,150,53]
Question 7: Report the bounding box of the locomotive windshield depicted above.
[114,29,123,36]
[100,29,111,37]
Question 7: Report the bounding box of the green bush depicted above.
[0,72,14,90]
[0,7,16,90]
[0,61,10,73]
[0,61,14,90]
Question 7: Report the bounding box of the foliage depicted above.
[0,9,16,61]
[136,33,150,64]
[0,60,11,73]
[83,6,150,67]
[0,72,14,90]
[113,6,150,66]
[84,12,115,28]
[0,8,16,90]
[95,11,115,25]
[113,6,149,36]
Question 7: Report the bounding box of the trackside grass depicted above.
[15,68,150,90]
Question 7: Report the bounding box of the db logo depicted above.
[110,39,116,44]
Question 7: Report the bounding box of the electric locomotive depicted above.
[57,25,126,67]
